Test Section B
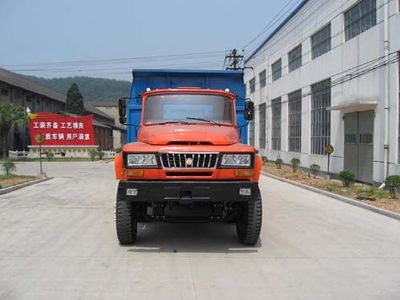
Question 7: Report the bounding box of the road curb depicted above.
[0,177,53,195]
[262,172,400,221]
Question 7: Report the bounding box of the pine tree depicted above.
[65,83,85,115]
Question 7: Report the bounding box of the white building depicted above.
[245,0,400,184]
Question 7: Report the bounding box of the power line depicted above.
[246,0,395,64]
[9,58,226,73]
[245,0,339,62]
[245,0,396,82]
[258,51,400,109]
[5,52,229,77]
[241,0,303,51]
[245,0,339,63]
[0,50,228,69]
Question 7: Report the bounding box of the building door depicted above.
[344,111,374,184]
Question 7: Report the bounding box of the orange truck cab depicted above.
[114,70,262,245]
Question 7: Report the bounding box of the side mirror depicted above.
[244,100,254,121]
[118,98,127,125]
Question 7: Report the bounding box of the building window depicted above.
[311,79,331,155]
[249,78,256,93]
[259,70,267,88]
[271,98,282,151]
[345,0,376,41]
[249,120,255,146]
[259,103,266,149]
[25,95,32,105]
[272,59,282,81]
[288,90,302,152]
[14,89,22,99]
[311,23,331,59]
[288,45,302,72]
[1,88,9,96]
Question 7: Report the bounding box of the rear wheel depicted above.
[116,197,137,245]
[236,187,262,246]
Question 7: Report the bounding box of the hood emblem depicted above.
[185,157,193,166]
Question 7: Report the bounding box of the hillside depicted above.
[27,75,131,103]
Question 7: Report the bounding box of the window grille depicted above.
[288,90,302,152]
[249,120,255,146]
[288,45,302,72]
[272,59,282,81]
[345,134,357,144]
[249,78,256,93]
[359,133,373,144]
[1,88,9,96]
[311,79,331,155]
[345,0,376,41]
[259,70,267,88]
[311,24,331,59]
[271,98,282,151]
[259,103,266,149]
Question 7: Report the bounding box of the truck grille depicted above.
[160,153,218,169]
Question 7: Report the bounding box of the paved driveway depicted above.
[0,162,399,300]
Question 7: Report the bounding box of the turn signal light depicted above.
[126,170,144,177]
[234,170,254,177]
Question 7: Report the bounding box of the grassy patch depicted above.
[0,174,39,189]
[321,183,390,199]
[321,182,356,196]
[263,162,400,213]
[356,187,390,198]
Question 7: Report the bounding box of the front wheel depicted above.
[236,187,262,246]
[116,197,137,245]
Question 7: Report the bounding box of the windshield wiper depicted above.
[147,120,191,126]
[186,117,223,126]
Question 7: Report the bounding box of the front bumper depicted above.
[117,181,259,203]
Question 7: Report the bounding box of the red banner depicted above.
[29,113,95,146]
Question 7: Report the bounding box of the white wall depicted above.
[245,0,400,182]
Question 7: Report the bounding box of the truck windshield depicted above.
[143,94,234,125]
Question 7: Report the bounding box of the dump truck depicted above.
[114,69,262,245]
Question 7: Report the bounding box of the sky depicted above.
[0,0,300,80]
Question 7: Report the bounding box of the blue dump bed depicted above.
[127,69,247,144]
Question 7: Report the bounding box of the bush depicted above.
[89,150,97,161]
[46,152,54,160]
[385,175,400,199]
[363,187,390,199]
[339,170,356,187]
[275,158,283,169]
[2,160,16,177]
[97,150,105,160]
[290,158,300,172]
[310,164,320,177]
[115,147,122,153]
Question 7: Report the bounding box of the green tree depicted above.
[65,83,85,115]
[2,160,16,177]
[0,103,26,159]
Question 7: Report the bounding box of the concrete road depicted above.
[0,162,399,300]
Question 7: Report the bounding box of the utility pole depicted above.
[225,49,244,70]
[383,0,390,180]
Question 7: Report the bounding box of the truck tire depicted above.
[236,188,262,246]
[116,198,137,245]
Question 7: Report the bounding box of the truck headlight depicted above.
[220,154,252,167]
[126,153,158,167]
